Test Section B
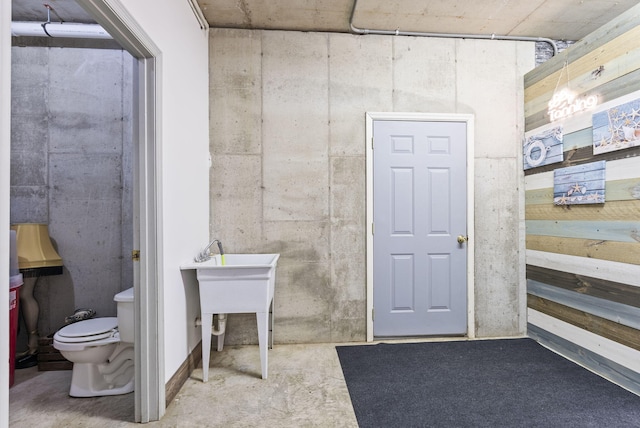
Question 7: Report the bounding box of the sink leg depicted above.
[256,311,269,379]
[201,313,213,382]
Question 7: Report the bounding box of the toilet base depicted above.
[68,344,135,397]
[69,362,134,397]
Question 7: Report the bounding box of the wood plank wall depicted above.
[524,4,640,394]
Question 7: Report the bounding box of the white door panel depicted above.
[373,120,467,337]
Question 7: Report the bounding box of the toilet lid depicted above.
[56,317,118,343]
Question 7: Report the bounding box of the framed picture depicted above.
[523,126,563,170]
[593,98,640,154]
[553,160,605,205]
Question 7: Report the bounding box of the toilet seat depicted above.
[54,317,120,351]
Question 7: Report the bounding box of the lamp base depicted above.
[20,266,63,278]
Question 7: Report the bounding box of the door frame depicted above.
[75,0,163,422]
[366,112,475,342]
[2,0,163,422]
[1,0,11,423]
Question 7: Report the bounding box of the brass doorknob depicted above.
[457,235,468,244]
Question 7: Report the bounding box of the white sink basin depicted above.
[184,253,278,268]
[182,253,278,268]
[181,253,279,313]
[181,253,280,381]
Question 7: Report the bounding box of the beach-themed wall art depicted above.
[592,98,640,154]
[553,160,606,205]
[523,126,563,170]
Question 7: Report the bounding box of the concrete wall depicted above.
[210,29,535,343]
[10,46,133,348]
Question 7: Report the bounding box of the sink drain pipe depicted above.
[348,0,558,56]
[196,314,227,351]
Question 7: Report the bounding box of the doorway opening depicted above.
[76,1,163,421]
[5,1,163,423]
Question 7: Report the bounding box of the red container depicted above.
[9,274,23,387]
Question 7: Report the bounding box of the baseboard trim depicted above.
[528,323,640,396]
[165,341,202,408]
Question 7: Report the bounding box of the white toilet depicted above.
[53,287,134,397]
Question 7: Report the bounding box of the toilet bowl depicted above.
[53,287,134,397]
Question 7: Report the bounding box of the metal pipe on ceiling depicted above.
[11,21,112,39]
[348,0,558,56]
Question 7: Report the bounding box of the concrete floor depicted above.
[9,343,359,427]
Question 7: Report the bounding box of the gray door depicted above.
[373,120,467,337]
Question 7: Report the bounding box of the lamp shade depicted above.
[11,223,63,269]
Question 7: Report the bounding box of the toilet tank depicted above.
[114,287,134,343]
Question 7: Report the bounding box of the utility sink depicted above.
[181,253,280,381]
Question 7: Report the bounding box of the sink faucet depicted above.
[195,239,224,263]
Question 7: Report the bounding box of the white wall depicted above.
[106,0,210,383]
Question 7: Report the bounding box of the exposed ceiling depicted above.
[11,0,640,42]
